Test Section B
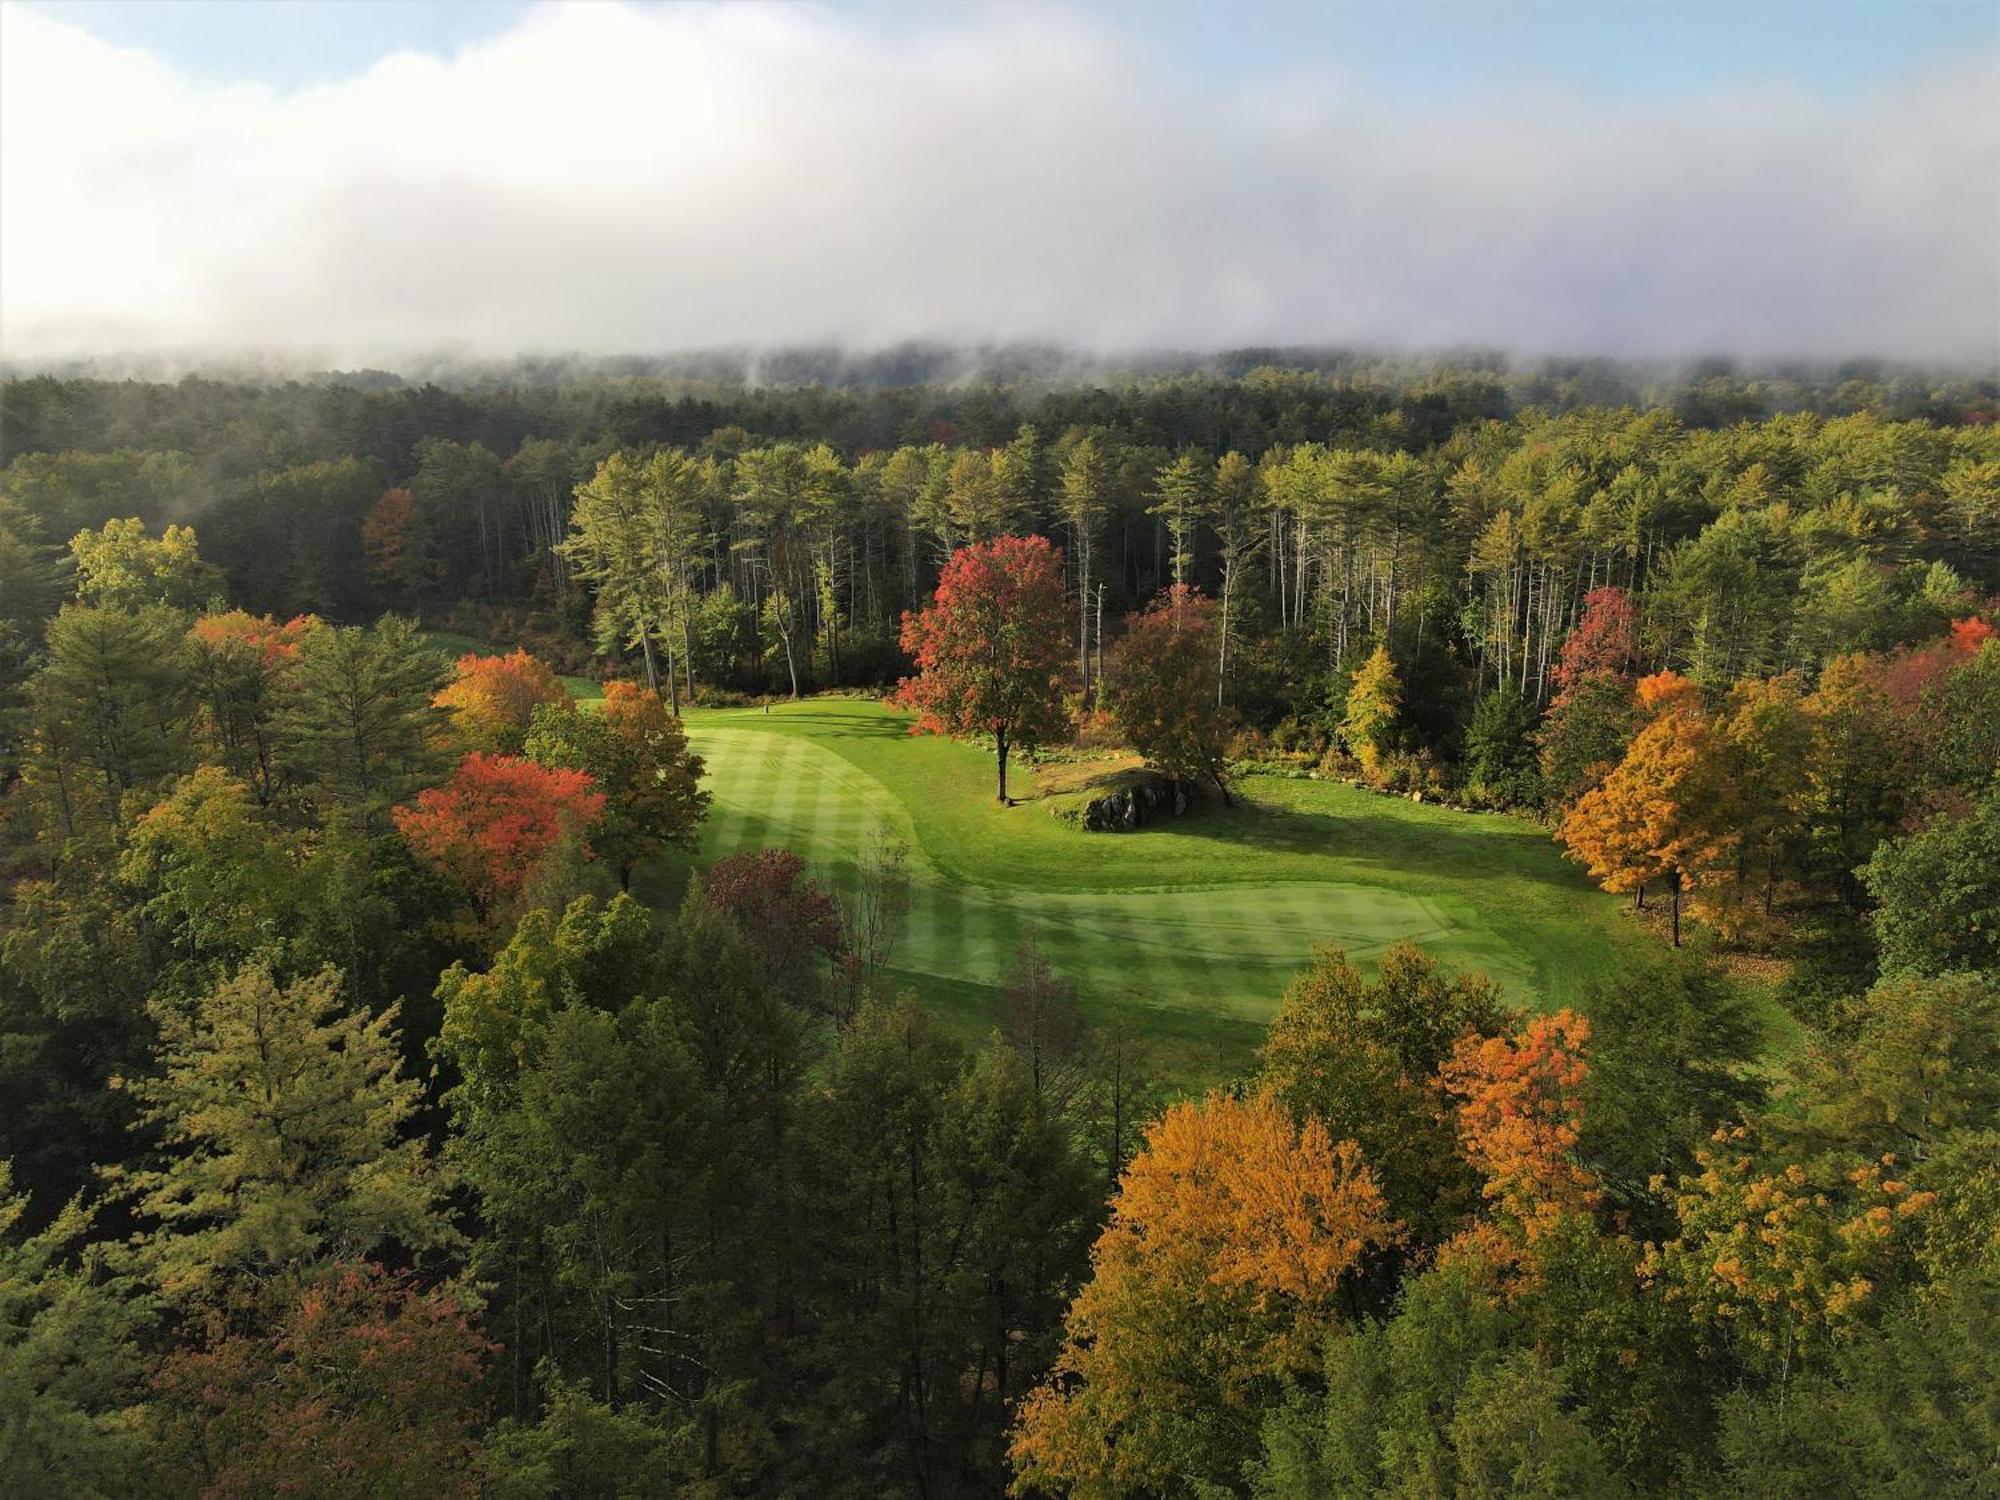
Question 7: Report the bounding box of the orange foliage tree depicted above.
[392,753,604,913]
[1009,1090,1397,1497]
[1557,671,1729,944]
[1441,1009,1599,1264]
[433,650,570,753]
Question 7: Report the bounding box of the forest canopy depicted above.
[0,355,1994,1498]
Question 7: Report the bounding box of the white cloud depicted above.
[2,0,1995,363]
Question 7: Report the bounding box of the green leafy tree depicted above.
[1148,451,1212,587]
[1260,942,1505,1248]
[1710,1272,2000,1500]
[1862,789,2000,977]
[1058,434,1114,699]
[0,1162,149,1498]
[24,604,194,832]
[804,1000,1096,1495]
[1576,944,1766,1232]
[1463,687,1542,806]
[1537,676,1635,811]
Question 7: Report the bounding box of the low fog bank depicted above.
[3,345,1996,409]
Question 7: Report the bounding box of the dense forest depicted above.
[1,356,1995,1497]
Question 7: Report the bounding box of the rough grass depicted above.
[648,698,1656,1084]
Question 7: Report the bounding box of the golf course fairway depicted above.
[651,698,1641,1082]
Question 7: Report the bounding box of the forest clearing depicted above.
[644,697,1643,1080]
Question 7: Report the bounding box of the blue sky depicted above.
[29,0,1997,98]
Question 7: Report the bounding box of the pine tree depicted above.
[115,964,452,1300]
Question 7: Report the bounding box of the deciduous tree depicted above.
[434,649,570,753]
[1106,585,1234,800]
[1558,672,1728,945]
[1010,1091,1396,1498]
[1341,643,1402,778]
[393,753,605,915]
[898,534,1070,803]
[148,1262,491,1500]
[69,516,221,613]
[523,680,708,888]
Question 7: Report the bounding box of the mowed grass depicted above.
[654,698,1648,1084]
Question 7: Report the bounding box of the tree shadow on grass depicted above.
[767,706,912,740]
[1184,784,1592,892]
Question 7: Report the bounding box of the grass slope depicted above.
[656,698,1644,1083]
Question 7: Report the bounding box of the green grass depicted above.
[654,698,1651,1084]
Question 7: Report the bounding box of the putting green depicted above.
[654,699,1640,1082]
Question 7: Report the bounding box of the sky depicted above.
[1,0,1995,365]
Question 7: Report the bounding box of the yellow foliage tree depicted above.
[1341,644,1402,779]
[1009,1091,1397,1498]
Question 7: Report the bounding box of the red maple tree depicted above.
[897,535,1070,802]
[1106,585,1234,800]
[1551,586,1639,701]
[705,848,844,1003]
[392,752,605,910]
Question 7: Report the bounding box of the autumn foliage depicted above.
[392,752,605,910]
[1010,1090,1396,1497]
[898,534,1070,802]
[1557,671,1728,944]
[597,679,706,842]
[1551,586,1639,698]
[1441,1009,1599,1264]
[148,1262,492,1500]
[1105,585,1234,797]
[433,649,571,752]
[1644,1133,1935,1361]
[703,848,843,1000]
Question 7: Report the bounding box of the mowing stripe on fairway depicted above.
[680,713,1537,1039]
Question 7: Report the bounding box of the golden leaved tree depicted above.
[1557,671,1732,945]
[1009,1091,1397,1499]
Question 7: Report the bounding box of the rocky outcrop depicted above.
[1081,772,1193,832]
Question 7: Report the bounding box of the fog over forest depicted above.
[2,0,1995,366]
